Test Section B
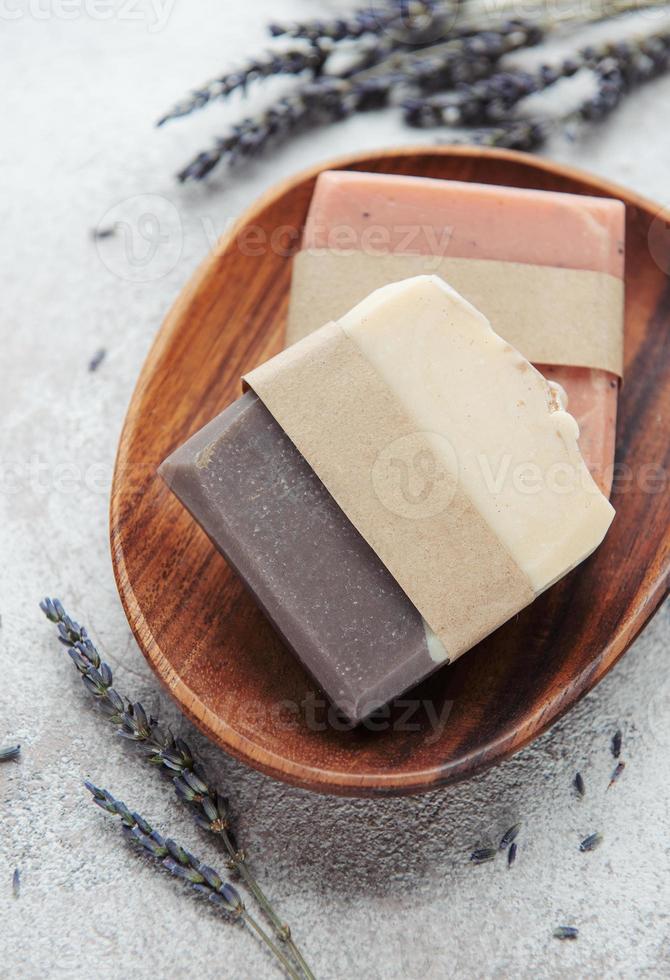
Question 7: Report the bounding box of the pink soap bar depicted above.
[301,171,625,495]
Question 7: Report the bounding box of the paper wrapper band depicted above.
[287,250,624,377]
[243,321,535,661]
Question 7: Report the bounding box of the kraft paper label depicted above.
[287,250,624,377]
[243,322,535,660]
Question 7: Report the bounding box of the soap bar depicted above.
[291,171,625,494]
[160,391,440,722]
[161,276,614,723]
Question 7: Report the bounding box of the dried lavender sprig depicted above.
[265,0,669,43]
[573,33,670,124]
[0,744,21,762]
[160,10,487,129]
[447,30,670,154]
[269,9,394,42]
[177,22,542,181]
[334,19,513,80]
[404,58,581,126]
[271,0,669,46]
[40,598,315,980]
[268,1,446,42]
[332,38,508,111]
[452,117,550,152]
[177,90,314,181]
[354,20,543,88]
[157,45,329,126]
[405,27,670,127]
[85,783,302,980]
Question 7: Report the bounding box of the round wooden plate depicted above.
[111,147,669,797]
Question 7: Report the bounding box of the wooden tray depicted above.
[110,147,670,797]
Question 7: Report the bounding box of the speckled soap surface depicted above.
[160,391,435,722]
[1,3,669,979]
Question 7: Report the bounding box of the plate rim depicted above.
[110,145,670,797]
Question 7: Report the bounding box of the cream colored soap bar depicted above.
[336,276,615,596]
[247,274,616,663]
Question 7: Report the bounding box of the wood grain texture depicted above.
[110,147,670,797]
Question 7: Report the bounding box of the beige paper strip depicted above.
[287,250,624,376]
[243,322,535,660]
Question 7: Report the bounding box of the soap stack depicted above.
[160,172,624,724]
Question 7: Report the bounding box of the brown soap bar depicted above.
[159,391,438,723]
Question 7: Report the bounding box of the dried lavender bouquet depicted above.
[40,598,315,980]
[85,783,303,979]
[156,0,670,180]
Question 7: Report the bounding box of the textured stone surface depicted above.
[1,3,669,978]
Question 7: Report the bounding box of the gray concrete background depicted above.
[1,2,669,977]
